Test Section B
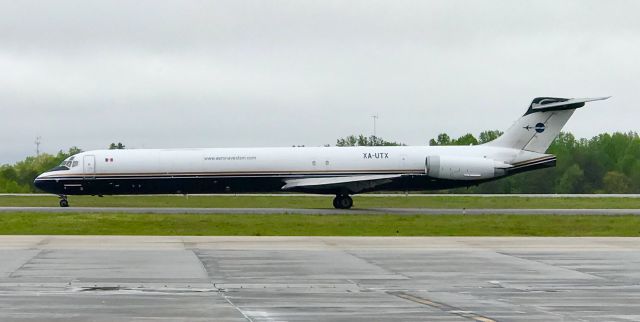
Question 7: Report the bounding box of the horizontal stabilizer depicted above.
[282,174,402,194]
[526,96,610,115]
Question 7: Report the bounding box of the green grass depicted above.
[2,195,640,209]
[1,213,639,236]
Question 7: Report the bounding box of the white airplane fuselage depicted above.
[34,96,609,208]
[34,145,548,195]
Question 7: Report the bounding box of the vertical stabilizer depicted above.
[485,97,609,153]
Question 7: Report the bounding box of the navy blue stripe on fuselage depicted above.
[39,170,425,180]
[34,172,445,195]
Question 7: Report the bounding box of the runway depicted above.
[1,236,639,321]
[4,193,640,197]
[2,206,640,215]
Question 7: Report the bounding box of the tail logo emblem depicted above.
[523,123,546,133]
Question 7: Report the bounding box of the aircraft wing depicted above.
[282,174,402,194]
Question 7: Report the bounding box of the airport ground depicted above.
[1,212,640,236]
[2,195,640,321]
[1,194,640,236]
[1,236,640,321]
[3,194,640,209]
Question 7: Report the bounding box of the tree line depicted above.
[1,134,639,193]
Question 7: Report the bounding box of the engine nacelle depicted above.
[426,156,510,181]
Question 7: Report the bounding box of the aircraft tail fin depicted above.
[484,96,610,153]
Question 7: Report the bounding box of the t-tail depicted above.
[485,96,610,153]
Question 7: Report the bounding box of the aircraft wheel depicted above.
[333,195,353,209]
[59,199,69,208]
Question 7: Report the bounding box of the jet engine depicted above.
[426,156,511,181]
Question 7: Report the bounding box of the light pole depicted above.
[35,136,41,156]
[371,115,379,139]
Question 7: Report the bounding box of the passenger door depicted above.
[83,155,96,179]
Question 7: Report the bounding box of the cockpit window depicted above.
[59,156,79,168]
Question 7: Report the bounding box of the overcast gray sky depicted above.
[1,0,638,164]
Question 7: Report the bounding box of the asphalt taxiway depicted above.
[2,206,640,215]
[1,236,640,321]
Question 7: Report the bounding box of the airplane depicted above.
[35,96,609,208]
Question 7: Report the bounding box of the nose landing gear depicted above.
[58,195,69,207]
[333,194,353,209]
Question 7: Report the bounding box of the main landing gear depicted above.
[59,195,69,208]
[333,194,353,209]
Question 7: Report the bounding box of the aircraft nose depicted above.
[34,176,43,189]
[33,174,48,192]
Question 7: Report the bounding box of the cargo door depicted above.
[399,154,407,171]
